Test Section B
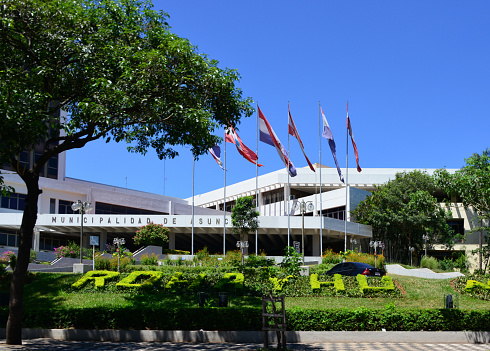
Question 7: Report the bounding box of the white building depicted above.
[0,147,483,265]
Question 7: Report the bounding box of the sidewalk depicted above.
[1,329,489,344]
[385,264,465,279]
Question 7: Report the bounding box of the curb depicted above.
[1,329,489,344]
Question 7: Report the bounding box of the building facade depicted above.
[0,147,484,267]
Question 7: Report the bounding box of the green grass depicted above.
[287,274,490,310]
[17,271,490,312]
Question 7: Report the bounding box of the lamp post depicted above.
[71,200,93,263]
[350,238,357,251]
[113,237,125,272]
[236,241,249,265]
[369,240,382,268]
[409,246,415,266]
[422,234,429,257]
[293,200,314,262]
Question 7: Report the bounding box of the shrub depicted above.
[133,222,169,247]
[420,256,439,270]
[140,253,159,266]
[269,275,293,292]
[310,273,345,293]
[54,242,78,259]
[95,255,133,272]
[322,248,342,264]
[116,271,164,290]
[356,274,395,294]
[280,246,303,277]
[215,273,245,291]
[71,270,120,290]
[165,272,188,290]
[438,258,456,271]
[1,251,16,270]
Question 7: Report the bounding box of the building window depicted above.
[323,206,345,221]
[0,193,27,211]
[0,229,18,247]
[39,234,70,251]
[95,202,166,215]
[50,198,56,214]
[58,200,75,214]
[447,219,465,236]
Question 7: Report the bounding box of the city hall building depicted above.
[0,146,482,263]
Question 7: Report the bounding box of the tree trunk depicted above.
[6,174,40,345]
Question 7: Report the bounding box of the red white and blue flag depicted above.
[208,145,225,170]
[347,104,362,172]
[258,106,296,177]
[288,108,315,172]
[321,106,344,183]
[225,125,263,167]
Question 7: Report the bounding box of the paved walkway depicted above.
[385,264,465,279]
[0,339,489,351]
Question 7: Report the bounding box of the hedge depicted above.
[1,306,489,331]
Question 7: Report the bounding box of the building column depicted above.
[312,231,320,257]
[32,228,40,252]
[168,231,175,250]
[99,231,107,251]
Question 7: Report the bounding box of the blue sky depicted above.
[66,1,490,199]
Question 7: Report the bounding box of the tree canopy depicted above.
[434,149,490,272]
[231,196,260,240]
[434,149,490,232]
[352,170,455,263]
[0,0,253,344]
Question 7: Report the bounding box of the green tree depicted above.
[0,0,253,344]
[133,222,169,247]
[231,196,259,262]
[352,170,455,264]
[434,149,490,271]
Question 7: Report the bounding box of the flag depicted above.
[321,106,344,183]
[209,145,225,170]
[258,106,297,177]
[347,105,362,172]
[225,125,263,167]
[288,108,315,172]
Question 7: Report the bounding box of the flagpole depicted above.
[344,102,349,254]
[255,104,259,255]
[287,102,291,248]
[223,130,227,256]
[192,156,195,255]
[319,102,322,257]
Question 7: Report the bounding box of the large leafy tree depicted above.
[0,0,253,344]
[434,149,490,271]
[352,170,454,263]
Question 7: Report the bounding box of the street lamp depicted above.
[293,200,314,261]
[369,240,382,268]
[113,237,126,272]
[422,234,429,257]
[71,200,93,263]
[409,246,415,266]
[236,241,249,265]
[350,238,357,251]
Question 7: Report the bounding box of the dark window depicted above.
[0,193,27,211]
[50,198,56,214]
[58,200,75,214]
[95,202,166,215]
[447,219,465,236]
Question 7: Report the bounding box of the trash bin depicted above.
[445,294,453,309]
[218,292,228,307]
[198,292,208,307]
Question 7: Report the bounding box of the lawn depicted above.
[287,274,490,310]
[18,271,490,311]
